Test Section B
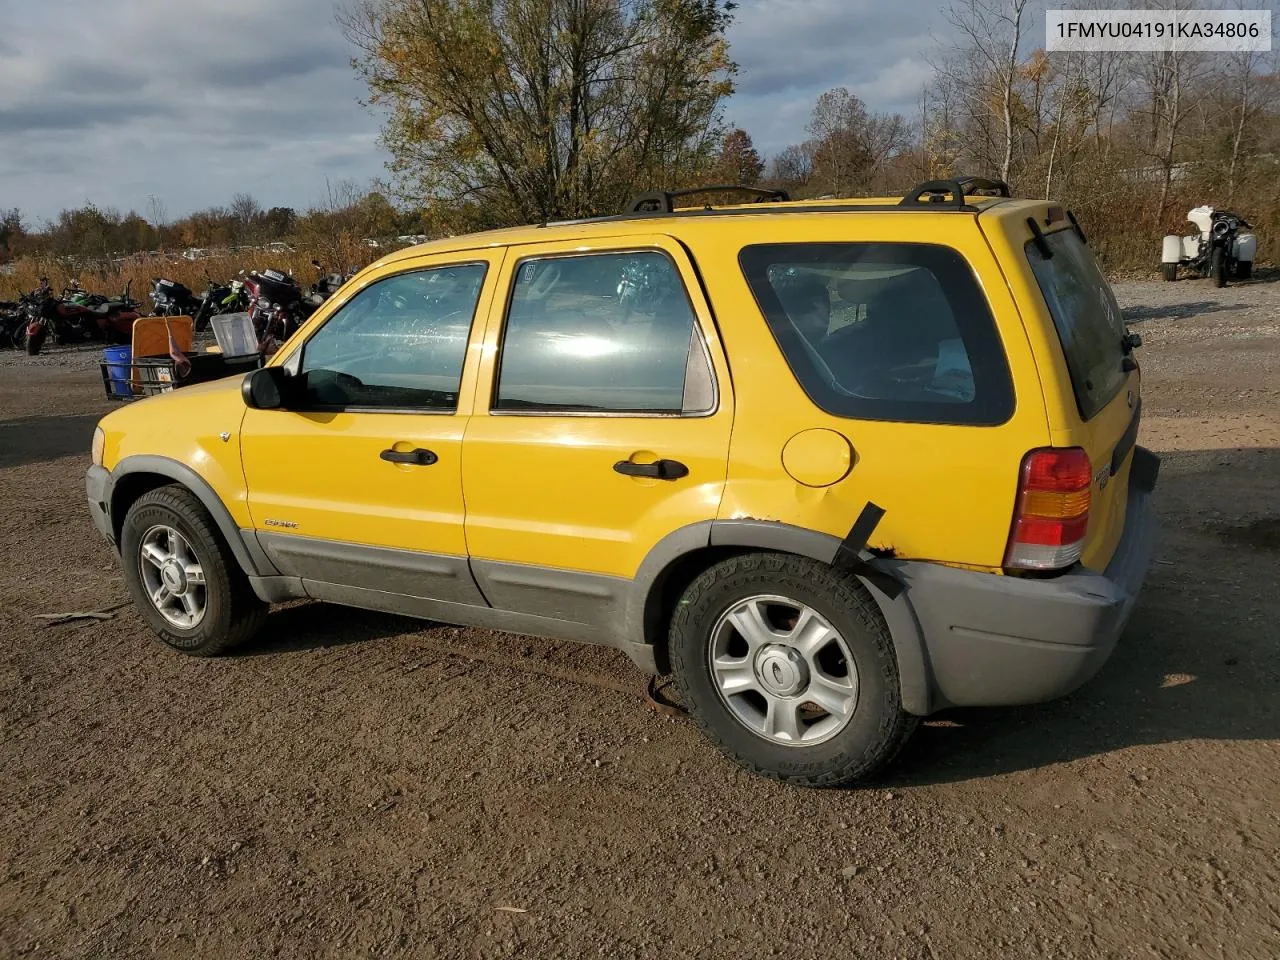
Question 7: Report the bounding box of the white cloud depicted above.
[1,0,960,219]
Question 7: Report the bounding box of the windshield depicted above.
[1027,230,1127,421]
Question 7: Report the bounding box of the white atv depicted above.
[1162,206,1257,287]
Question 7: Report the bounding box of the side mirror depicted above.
[242,366,295,410]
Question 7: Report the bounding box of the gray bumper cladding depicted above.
[897,468,1158,710]
[85,465,114,546]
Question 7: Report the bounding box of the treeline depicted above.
[0,182,426,266]
[751,0,1279,266]
[5,0,1277,275]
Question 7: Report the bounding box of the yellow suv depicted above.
[86,178,1158,786]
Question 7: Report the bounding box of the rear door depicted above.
[460,235,733,625]
[1001,218,1139,570]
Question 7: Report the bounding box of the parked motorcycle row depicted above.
[0,261,355,356]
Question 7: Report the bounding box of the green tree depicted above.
[341,0,737,227]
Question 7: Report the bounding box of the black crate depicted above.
[101,353,261,401]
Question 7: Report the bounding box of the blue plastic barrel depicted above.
[104,345,133,397]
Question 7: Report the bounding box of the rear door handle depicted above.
[613,458,688,480]
[380,447,438,466]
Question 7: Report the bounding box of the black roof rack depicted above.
[626,185,790,214]
[899,176,1010,210]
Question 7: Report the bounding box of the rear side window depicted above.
[739,243,1014,425]
[1027,230,1126,421]
[494,251,714,414]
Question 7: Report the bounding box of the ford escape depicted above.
[86,178,1158,786]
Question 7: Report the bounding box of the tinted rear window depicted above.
[1027,230,1127,421]
[739,243,1014,425]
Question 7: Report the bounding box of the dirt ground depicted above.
[2,273,1278,960]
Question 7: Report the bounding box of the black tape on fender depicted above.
[832,502,903,600]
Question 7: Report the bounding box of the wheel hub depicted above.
[754,644,809,698]
[160,560,187,595]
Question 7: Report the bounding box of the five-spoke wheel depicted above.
[120,485,266,656]
[138,525,208,629]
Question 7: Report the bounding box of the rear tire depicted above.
[1160,263,1177,282]
[1235,261,1252,280]
[669,552,917,787]
[120,485,268,656]
[1211,247,1227,288]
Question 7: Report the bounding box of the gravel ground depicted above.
[2,272,1278,958]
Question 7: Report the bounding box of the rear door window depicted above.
[1026,230,1127,421]
[494,251,715,414]
[739,243,1014,425]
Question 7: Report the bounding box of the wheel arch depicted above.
[629,520,934,715]
[108,456,273,578]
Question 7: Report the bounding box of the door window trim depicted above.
[488,247,721,419]
[277,259,491,416]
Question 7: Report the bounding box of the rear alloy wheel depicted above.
[708,595,859,746]
[669,552,917,787]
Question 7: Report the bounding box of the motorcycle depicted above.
[0,298,25,349]
[242,268,305,356]
[1161,206,1257,288]
[305,260,353,307]
[149,277,203,318]
[25,280,141,355]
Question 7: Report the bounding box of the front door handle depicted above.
[380,447,438,466]
[613,458,689,480]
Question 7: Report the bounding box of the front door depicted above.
[461,236,734,625]
[240,252,503,603]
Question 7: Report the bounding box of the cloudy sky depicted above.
[1,0,957,224]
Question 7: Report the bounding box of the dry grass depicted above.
[2,235,384,301]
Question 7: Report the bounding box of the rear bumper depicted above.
[899,451,1158,710]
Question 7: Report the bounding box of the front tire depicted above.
[25,326,46,355]
[120,486,267,656]
[669,553,916,787]
[1160,263,1177,282]
[1210,247,1227,288]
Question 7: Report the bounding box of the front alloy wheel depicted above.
[120,485,267,656]
[138,524,207,629]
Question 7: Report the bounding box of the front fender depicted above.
[108,455,276,578]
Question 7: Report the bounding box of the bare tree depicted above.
[939,0,1031,184]
[769,142,816,187]
[146,195,168,229]
[1222,47,1263,203]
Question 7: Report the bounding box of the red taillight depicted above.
[1005,447,1092,571]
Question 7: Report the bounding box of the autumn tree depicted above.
[769,88,909,197]
[340,0,737,227]
[0,208,25,263]
[715,128,763,185]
